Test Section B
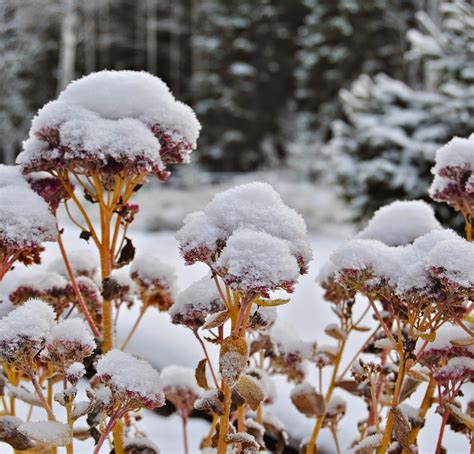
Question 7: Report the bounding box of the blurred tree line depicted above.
[3,0,473,226]
[0,0,421,169]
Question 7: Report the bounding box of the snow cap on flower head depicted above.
[18,70,200,178]
[130,253,177,311]
[177,182,312,274]
[41,318,96,365]
[159,365,201,414]
[0,166,56,255]
[169,274,224,330]
[215,229,300,296]
[429,136,474,205]
[357,200,441,246]
[0,299,56,362]
[95,349,164,409]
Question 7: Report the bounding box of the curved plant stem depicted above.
[56,225,101,338]
[217,382,232,454]
[28,371,55,421]
[121,306,147,351]
[307,339,346,454]
[403,377,436,452]
[194,331,219,388]
[435,408,451,454]
[181,414,189,454]
[377,318,406,454]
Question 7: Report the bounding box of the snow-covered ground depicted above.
[1,227,471,453]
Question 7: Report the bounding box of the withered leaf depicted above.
[219,335,248,386]
[202,310,229,330]
[116,237,135,268]
[418,332,436,342]
[254,298,289,307]
[79,230,91,242]
[195,359,209,390]
[351,325,371,332]
[392,406,412,451]
[0,416,35,450]
[101,277,121,300]
[447,403,474,432]
[234,374,265,411]
[450,337,474,347]
[399,377,420,402]
[325,325,347,341]
[336,380,362,396]
[291,384,325,417]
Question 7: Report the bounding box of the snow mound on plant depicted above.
[0,299,56,348]
[357,200,441,246]
[216,229,300,293]
[159,365,200,394]
[96,349,163,403]
[0,167,56,248]
[18,421,71,446]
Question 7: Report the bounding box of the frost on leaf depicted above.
[0,416,35,450]
[219,335,249,386]
[18,421,71,447]
[234,374,265,411]
[290,382,325,418]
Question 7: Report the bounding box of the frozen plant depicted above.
[4,70,200,453]
[306,197,474,454]
[160,365,201,454]
[174,182,311,453]
[0,165,56,280]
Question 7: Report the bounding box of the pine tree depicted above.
[326,0,474,225]
[296,0,417,135]
[191,0,307,171]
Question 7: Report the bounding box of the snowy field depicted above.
[1,226,471,453]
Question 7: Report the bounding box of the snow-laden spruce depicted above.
[0,299,56,362]
[0,165,55,254]
[95,349,164,409]
[18,70,201,178]
[357,200,440,246]
[215,229,300,295]
[169,275,224,330]
[177,182,312,273]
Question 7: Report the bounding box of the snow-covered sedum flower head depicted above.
[433,357,474,385]
[41,318,96,367]
[418,324,474,369]
[0,166,55,268]
[177,182,312,274]
[169,275,224,330]
[0,299,56,367]
[130,254,177,311]
[95,349,165,410]
[18,70,200,180]
[357,200,441,247]
[328,229,474,320]
[26,172,69,211]
[160,365,201,416]
[215,229,300,296]
[429,136,474,209]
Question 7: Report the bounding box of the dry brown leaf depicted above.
[234,374,265,411]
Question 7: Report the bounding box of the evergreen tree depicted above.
[296,0,417,136]
[326,0,474,225]
[191,0,307,171]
